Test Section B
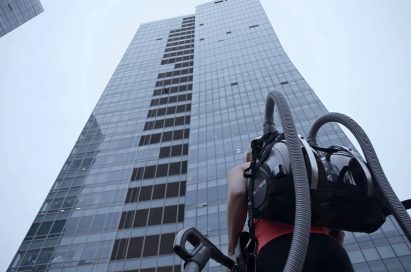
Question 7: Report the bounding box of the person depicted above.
[226,149,354,272]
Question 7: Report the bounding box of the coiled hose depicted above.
[263,91,311,272]
[307,112,411,242]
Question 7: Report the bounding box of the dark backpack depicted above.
[249,133,389,233]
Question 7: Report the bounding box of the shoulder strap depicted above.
[242,131,280,272]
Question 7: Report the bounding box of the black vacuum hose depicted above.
[263,91,311,272]
[307,112,411,242]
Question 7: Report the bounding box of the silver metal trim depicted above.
[300,136,319,190]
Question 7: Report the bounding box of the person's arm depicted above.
[226,163,249,255]
[330,229,345,245]
[335,230,345,245]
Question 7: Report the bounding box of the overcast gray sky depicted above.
[0,0,410,270]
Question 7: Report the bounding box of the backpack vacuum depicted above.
[173,90,411,272]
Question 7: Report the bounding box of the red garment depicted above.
[255,219,330,253]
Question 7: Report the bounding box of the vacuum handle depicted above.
[402,199,411,210]
[174,227,236,270]
[184,261,201,272]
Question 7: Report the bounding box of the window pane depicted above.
[168,162,181,175]
[139,186,153,201]
[173,129,183,140]
[152,184,166,199]
[166,182,180,197]
[159,233,176,255]
[159,146,171,158]
[127,237,143,259]
[392,243,411,256]
[362,248,380,261]
[163,205,177,224]
[150,133,161,144]
[156,164,169,177]
[143,165,156,179]
[79,243,98,264]
[77,216,93,233]
[348,250,365,264]
[165,118,174,127]
[50,220,66,234]
[171,144,183,156]
[21,250,39,266]
[180,181,186,196]
[143,235,159,257]
[90,214,106,232]
[148,207,163,225]
[162,131,173,141]
[27,223,40,237]
[37,221,53,236]
[35,248,53,265]
[178,205,185,222]
[133,209,148,227]
[376,245,396,259]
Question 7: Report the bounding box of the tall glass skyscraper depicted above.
[0,0,43,37]
[8,0,411,271]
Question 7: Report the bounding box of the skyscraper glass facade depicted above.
[8,0,411,271]
[0,0,43,37]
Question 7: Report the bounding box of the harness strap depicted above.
[242,131,280,272]
[310,145,341,154]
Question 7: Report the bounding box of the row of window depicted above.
[40,196,76,213]
[157,68,193,79]
[166,36,194,47]
[163,49,194,59]
[164,43,194,53]
[166,38,194,48]
[159,143,189,158]
[64,212,120,236]
[143,115,190,131]
[12,247,54,268]
[26,219,66,239]
[168,30,194,38]
[118,204,184,229]
[167,34,195,43]
[174,61,194,69]
[62,156,94,172]
[161,54,194,65]
[123,265,181,272]
[147,103,191,118]
[150,93,192,106]
[181,22,194,28]
[110,232,176,260]
[155,75,193,87]
[170,26,194,34]
[49,184,81,198]
[130,161,187,181]
[139,128,190,146]
[125,181,186,203]
[153,83,192,96]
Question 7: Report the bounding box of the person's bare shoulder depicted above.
[226,162,250,180]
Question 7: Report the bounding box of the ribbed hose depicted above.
[264,91,311,272]
[307,112,411,242]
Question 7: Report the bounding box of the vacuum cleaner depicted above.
[173,90,411,272]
